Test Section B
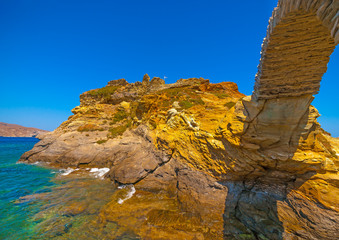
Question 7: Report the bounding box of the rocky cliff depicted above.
[19,0,339,238]
[0,122,48,137]
[19,75,339,239]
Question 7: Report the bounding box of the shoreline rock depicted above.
[18,75,339,239]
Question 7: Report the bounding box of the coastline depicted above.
[17,76,339,239]
[0,136,40,138]
[0,122,49,138]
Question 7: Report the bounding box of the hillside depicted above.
[0,122,48,137]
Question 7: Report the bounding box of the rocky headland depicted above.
[20,74,339,239]
[0,122,48,137]
[19,0,339,239]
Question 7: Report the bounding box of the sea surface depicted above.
[0,137,140,240]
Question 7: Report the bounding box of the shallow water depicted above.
[0,137,222,240]
[0,137,140,240]
[0,137,55,239]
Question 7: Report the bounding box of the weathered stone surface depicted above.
[19,72,339,239]
[176,163,227,218]
[175,77,209,87]
[107,78,128,87]
[253,0,338,100]
[18,1,339,239]
[223,180,339,240]
[149,77,165,90]
[142,73,150,85]
[108,137,163,184]
[135,158,178,194]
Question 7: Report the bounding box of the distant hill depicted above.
[0,122,49,137]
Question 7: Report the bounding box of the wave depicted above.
[89,167,110,179]
[117,185,136,204]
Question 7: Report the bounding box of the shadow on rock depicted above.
[221,96,339,240]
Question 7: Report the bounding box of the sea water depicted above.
[0,137,140,240]
[0,137,55,239]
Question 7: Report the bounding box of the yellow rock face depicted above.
[20,76,339,239]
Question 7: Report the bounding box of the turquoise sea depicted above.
[0,137,141,240]
[0,137,54,239]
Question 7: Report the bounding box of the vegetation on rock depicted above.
[87,85,120,100]
[16,0,339,238]
[77,124,104,132]
[111,109,127,124]
[108,122,130,138]
[19,74,339,239]
[96,139,107,144]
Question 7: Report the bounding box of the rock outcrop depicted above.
[19,0,339,239]
[0,122,48,137]
[19,75,339,239]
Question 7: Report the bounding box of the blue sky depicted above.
[0,0,338,136]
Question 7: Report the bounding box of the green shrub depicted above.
[149,119,157,130]
[112,110,127,124]
[179,97,205,109]
[108,124,128,138]
[224,101,236,109]
[238,234,256,240]
[96,139,108,144]
[87,86,119,99]
[126,120,132,128]
[179,100,194,109]
[213,92,230,99]
[190,98,205,105]
[161,87,184,97]
[129,102,139,119]
[161,100,172,108]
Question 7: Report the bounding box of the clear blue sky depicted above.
[0,0,338,136]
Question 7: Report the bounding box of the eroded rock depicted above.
[18,1,339,235]
[19,72,339,239]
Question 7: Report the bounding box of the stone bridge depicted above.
[253,0,338,100]
[227,0,338,163]
[222,3,339,238]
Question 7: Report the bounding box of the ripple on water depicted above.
[0,138,222,239]
[0,138,141,240]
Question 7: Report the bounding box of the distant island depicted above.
[0,122,49,137]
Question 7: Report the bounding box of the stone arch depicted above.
[253,0,338,100]
[223,0,339,165]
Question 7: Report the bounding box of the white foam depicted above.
[117,185,136,204]
[61,167,75,176]
[60,167,109,178]
[89,167,110,179]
